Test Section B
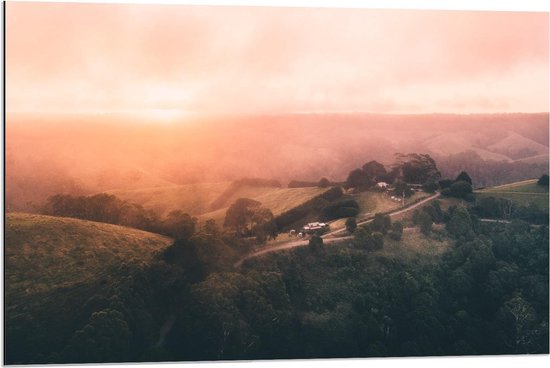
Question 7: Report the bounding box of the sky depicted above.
[5,1,549,115]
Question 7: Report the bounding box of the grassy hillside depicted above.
[475,179,549,211]
[107,182,232,217]
[422,131,512,162]
[5,213,174,364]
[199,186,331,224]
[108,181,330,225]
[487,131,549,160]
[5,213,172,311]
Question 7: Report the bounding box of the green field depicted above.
[5,213,172,310]
[475,179,549,211]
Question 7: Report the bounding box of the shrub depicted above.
[417,211,433,235]
[345,217,357,234]
[318,178,331,188]
[371,213,391,234]
[322,199,360,221]
[443,180,473,200]
[455,171,473,185]
[446,207,473,238]
[537,174,549,186]
[309,235,324,252]
[422,181,439,193]
[371,232,385,250]
[389,221,403,241]
[439,179,454,189]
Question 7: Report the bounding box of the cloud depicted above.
[6,3,549,114]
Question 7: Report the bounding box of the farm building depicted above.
[302,222,329,234]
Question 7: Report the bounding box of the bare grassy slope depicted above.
[199,186,331,224]
[107,182,232,217]
[108,181,330,223]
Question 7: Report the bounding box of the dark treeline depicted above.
[274,187,343,230]
[43,193,197,240]
[288,177,339,188]
[473,197,548,224]
[345,154,441,192]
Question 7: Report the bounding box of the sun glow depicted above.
[144,108,187,123]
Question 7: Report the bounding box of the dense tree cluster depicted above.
[353,226,384,251]
[412,201,444,235]
[345,160,388,191]
[393,153,441,184]
[388,221,404,241]
[223,198,277,243]
[321,199,360,221]
[274,187,343,230]
[44,193,197,239]
[440,171,474,201]
[393,180,413,198]
[345,154,441,192]
[473,197,548,224]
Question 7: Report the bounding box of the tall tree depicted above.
[164,210,197,240]
[394,153,441,184]
[346,169,372,190]
[362,161,387,182]
[223,198,261,236]
[455,171,473,185]
[345,217,357,234]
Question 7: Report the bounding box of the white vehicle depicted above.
[302,222,329,234]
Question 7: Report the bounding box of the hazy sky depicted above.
[6,2,549,115]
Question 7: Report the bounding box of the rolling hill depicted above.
[107,182,232,218]
[421,131,512,162]
[4,213,174,364]
[487,131,549,160]
[7,113,548,213]
[5,213,172,312]
[107,182,331,224]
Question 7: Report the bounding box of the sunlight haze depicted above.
[6,2,549,115]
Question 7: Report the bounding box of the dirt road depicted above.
[234,192,441,267]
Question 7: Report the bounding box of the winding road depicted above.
[234,192,441,267]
